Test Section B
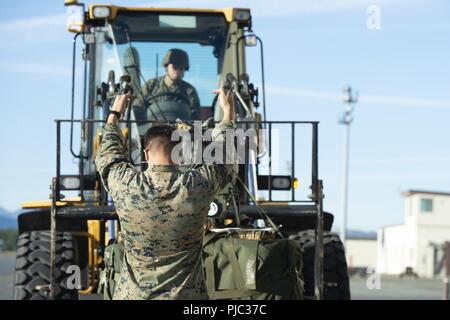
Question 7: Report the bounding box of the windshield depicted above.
[116,41,218,107]
[93,11,228,115]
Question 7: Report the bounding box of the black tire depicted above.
[290,230,351,300]
[14,231,79,300]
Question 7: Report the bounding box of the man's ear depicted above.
[144,150,149,161]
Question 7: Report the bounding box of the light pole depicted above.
[339,85,358,247]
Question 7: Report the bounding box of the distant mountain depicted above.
[347,230,377,240]
[332,228,377,240]
[0,208,18,229]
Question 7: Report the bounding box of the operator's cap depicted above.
[163,49,189,71]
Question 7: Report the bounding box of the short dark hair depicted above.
[143,124,177,151]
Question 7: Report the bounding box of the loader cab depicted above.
[84,8,253,114]
[73,5,256,172]
[92,10,228,124]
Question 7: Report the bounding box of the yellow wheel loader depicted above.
[14,1,350,300]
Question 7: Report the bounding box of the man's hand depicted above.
[107,93,133,125]
[213,87,235,122]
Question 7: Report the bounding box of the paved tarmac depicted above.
[0,253,446,300]
[350,274,444,300]
[0,253,14,300]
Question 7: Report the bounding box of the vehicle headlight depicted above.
[66,4,84,33]
[92,6,111,19]
[234,9,251,22]
[272,177,291,190]
[60,176,80,190]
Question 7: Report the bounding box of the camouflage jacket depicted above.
[140,76,201,120]
[95,121,236,300]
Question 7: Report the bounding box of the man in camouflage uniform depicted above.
[95,88,235,300]
[140,48,201,121]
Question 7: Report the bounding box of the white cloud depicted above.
[351,156,450,166]
[0,0,410,34]
[241,0,384,17]
[143,0,404,18]
[0,14,65,32]
[0,0,412,52]
[0,61,70,77]
[267,85,341,102]
[266,85,450,110]
[0,0,406,49]
[361,94,450,110]
[0,14,67,49]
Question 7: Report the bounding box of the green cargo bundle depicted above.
[203,230,304,300]
[98,229,304,300]
[98,239,124,300]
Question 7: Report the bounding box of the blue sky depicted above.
[0,0,449,232]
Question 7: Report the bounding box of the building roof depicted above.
[379,223,404,229]
[402,189,450,197]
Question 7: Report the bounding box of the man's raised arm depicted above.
[196,88,237,194]
[95,94,137,194]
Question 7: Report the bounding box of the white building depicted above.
[377,190,450,278]
[346,236,377,273]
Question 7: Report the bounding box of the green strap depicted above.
[223,237,247,291]
[205,235,253,300]
[205,232,263,299]
[145,77,159,96]
[203,230,223,247]
[204,240,217,300]
[235,175,285,239]
[212,237,252,299]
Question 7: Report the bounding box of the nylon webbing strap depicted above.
[224,237,246,291]
[235,174,284,238]
[204,240,217,299]
[205,234,252,300]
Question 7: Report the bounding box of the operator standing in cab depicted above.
[95,87,236,300]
